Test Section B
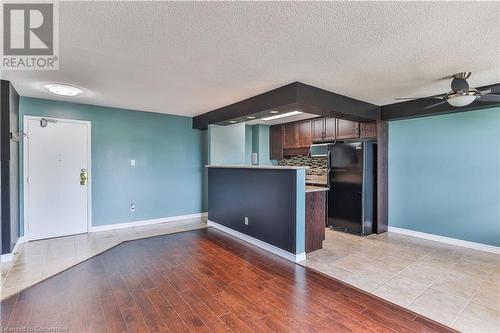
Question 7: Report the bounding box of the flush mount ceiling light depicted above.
[262,110,303,121]
[228,120,237,124]
[246,116,256,119]
[44,84,82,97]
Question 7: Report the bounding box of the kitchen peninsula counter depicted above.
[206,164,308,262]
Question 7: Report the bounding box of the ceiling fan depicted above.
[395,72,500,109]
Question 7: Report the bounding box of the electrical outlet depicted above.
[130,203,135,212]
[244,217,249,225]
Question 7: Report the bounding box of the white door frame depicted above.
[23,116,92,241]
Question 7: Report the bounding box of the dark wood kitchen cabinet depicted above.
[312,117,336,142]
[306,190,326,253]
[324,117,336,141]
[297,120,312,148]
[269,125,284,160]
[283,122,299,149]
[283,120,311,149]
[312,118,324,142]
[336,119,359,140]
[360,121,377,139]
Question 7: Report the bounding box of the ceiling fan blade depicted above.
[479,88,492,94]
[395,95,444,101]
[478,94,500,102]
[424,100,448,109]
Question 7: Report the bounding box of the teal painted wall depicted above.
[295,169,306,253]
[252,125,259,158]
[209,124,271,166]
[257,125,272,166]
[245,125,253,165]
[250,125,272,166]
[19,97,206,232]
[209,124,246,165]
[389,107,500,246]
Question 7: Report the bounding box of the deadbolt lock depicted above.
[80,168,88,186]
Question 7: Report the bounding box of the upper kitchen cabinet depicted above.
[311,118,324,142]
[312,117,336,142]
[297,120,312,148]
[283,122,299,149]
[269,125,284,160]
[284,120,311,149]
[360,121,377,139]
[324,117,336,141]
[336,119,360,140]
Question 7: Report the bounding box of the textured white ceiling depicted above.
[2,1,500,117]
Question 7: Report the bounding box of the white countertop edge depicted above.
[206,164,309,170]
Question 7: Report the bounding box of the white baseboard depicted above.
[0,237,26,263]
[388,226,500,255]
[207,220,306,263]
[89,212,207,232]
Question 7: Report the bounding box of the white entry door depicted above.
[25,117,91,240]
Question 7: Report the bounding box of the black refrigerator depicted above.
[327,141,376,236]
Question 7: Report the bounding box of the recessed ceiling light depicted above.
[246,116,256,120]
[44,84,82,97]
[269,110,280,114]
[262,111,303,121]
[229,120,237,124]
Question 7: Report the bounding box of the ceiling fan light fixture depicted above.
[446,94,477,107]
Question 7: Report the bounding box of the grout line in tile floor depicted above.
[449,268,490,327]
[405,249,456,307]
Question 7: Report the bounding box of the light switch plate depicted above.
[130,159,136,166]
[251,153,258,165]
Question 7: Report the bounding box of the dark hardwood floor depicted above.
[1,228,456,333]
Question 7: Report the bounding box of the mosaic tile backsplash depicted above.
[279,156,328,176]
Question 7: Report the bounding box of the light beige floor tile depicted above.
[452,258,497,278]
[452,302,500,333]
[393,266,445,285]
[301,228,500,329]
[471,281,500,312]
[341,272,383,292]
[372,275,431,307]
[321,266,354,281]
[409,288,470,325]
[430,274,481,299]
[414,255,461,270]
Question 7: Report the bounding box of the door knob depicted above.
[80,168,88,186]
